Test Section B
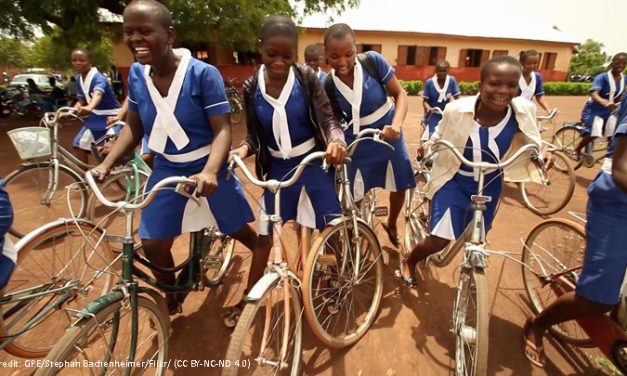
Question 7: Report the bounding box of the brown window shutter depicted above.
[492,50,508,57]
[398,46,408,65]
[416,46,429,66]
[480,50,490,65]
[356,44,363,53]
[372,45,382,53]
[548,53,557,70]
[458,49,468,67]
[436,47,447,62]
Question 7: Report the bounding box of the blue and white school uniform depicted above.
[429,107,518,241]
[329,51,415,200]
[73,68,121,150]
[254,65,341,235]
[581,71,626,137]
[127,49,254,239]
[317,68,327,82]
[422,75,461,139]
[0,177,16,290]
[576,95,627,305]
[517,71,545,101]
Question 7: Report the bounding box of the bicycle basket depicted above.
[8,126,51,160]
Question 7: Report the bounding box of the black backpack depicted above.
[323,52,388,121]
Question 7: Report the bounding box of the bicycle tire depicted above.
[302,219,383,348]
[0,220,115,358]
[34,295,169,376]
[552,126,582,164]
[200,231,235,286]
[403,173,430,258]
[521,218,592,346]
[453,267,488,376]
[519,152,575,216]
[5,163,87,238]
[85,170,149,251]
[223,276,302,376]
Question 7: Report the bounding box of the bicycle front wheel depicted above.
[302,220,383,348]
[5,163,87,238]
[552,126,582,162]
[0,219,116,358]
[34,295,169,376]
[453,267,488,376]
[519,151,575,216]
[522,218,592,346]
[403,173,430,258]
[223,276,302,376]
[197,230,235,286]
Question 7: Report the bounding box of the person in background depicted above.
[25,78,54,112]
[110,64,124,101]
[48,77,68,108]
[517,49,551,114]
[421,60,461,140]
[0,177,16,292]
[304,44,327,82]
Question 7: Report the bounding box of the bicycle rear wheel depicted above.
[34,295,169,376]
[302,220,383,348]
[403,172,430,258]
[195,229,235,286]
[552,126,582,163]
[521,218,592,346]
[5,163,87,238]
[0,220,115,358]
[453,267,488,376]
[519,152,575,216]
[223,276,302,376]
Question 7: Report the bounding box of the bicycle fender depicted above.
[325,216,381,248]
[244,272,281,302]
[72,290,125,323]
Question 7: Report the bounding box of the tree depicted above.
[0,38,33,68]
[0,0,359,50]
[568,39,610,77]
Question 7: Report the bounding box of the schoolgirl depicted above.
[323,23,415,248]
[518,49,551,113]
[399,56,543,285]
[304,44,327,82]
[422,60,461,139]
[71,48,121,163]
[94,0,257,314]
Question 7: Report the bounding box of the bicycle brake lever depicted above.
[226,159,236,180]
[175,182,201,206]
[321,159,329,172]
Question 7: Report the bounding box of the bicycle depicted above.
[224,146,383,374]
[225,77,243,125]
[34,170,235,375]
[521,213,627,374]
[551,115,612,171]
[401,139,541,376]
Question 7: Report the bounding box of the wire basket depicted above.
[8,126,51,160]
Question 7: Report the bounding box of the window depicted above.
[541,52,557,70]
[357,44,382,53]
[492,50,508,58]
[195,51,208,60]
[459,49,490,67]
[397,45,446,66]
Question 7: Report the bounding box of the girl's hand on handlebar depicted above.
[91,164,111,182]
[106,114,123,126]
[381,124,401,140]
[417,140,434,159]
[228,145,249,166]
[325,142,347,165]
[190,171,218,197]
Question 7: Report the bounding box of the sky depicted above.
[303,0,625,56]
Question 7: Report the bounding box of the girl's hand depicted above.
[605,101,618,110]
[417,140,434,159]
[77,104,92,116]
[382,124,401,140]
[91,163,112,182]
[190,171,218,197]
[228,145,249,164]
[325,142,347,165]
[106,114,122,126]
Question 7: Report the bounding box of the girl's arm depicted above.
[612,134,627,192]
[191,114,231,197]
[77,91,104,116]
[233,78,259,160]
[107,97,128,125]
[535,95,551,113]
[591,90,618,110]
[422,96,433,113]
[93,109,144,177]
[381,75,408,140]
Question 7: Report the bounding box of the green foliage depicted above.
[543,82,592,96]
[399,80,423,95]
[568,39,610,77]
[29,27,114,72]
[0,38,33,68]
[458,81,479,95]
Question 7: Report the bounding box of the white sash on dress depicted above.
[258,65,296,160]
[332,61,364,135]
[145,48,191,153]
[608,71,625,103]
[519,72,536,100]
[79,67,98,104]
[432,75,450,103]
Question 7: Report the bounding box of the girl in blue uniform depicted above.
[523,93,627,368]
[422,60,461,139]
[517,50,551,113]
[304,44,327,82]
[399,56,542,285]
[0,177,15,291]
[229,16,346,314]
[71,48,121,163]
[575,52,627,159]
[94,0,257,314]
[324,23,414,248]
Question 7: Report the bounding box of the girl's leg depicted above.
[384,190,406,246]
[574,135,595,159]
[400,235,450,279]
[73,147,89,164]
[141,238,178,312]
[230,223,271,291]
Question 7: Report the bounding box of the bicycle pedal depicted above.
[374,206,388,217]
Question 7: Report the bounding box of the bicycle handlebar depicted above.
[86,170,196,211]
[346,128,395,155]
[43,106,80,127]
[432,140,540,171]
[535,108,558,121]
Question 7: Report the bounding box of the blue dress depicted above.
[0,177,15,289]
[422,75,461,137]
[331,51,415,200]
[430,107,518,241]
[581,72,626,136]
[576,94,627,305]
[254,71,341,235]
[73,70,121,150]
[127,56,254,240]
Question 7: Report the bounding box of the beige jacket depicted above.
[426,96,543,199]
